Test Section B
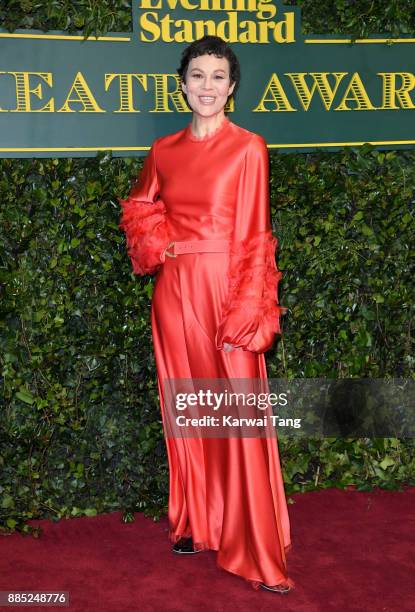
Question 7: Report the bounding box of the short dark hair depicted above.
[177,35,241,104]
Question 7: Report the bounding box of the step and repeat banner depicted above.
[0,0,415,157]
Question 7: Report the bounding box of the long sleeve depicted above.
[215,133,287,353]
[118,140,170,276]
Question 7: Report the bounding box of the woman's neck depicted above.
[190,112,227,139]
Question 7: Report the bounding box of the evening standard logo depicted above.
[135,0,296,43]
[2,1,415,156]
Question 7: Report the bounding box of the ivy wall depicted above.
[0,1,414,534]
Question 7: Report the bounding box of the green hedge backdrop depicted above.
[1,1,414,535]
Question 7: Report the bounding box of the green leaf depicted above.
[379,457,395,470]
[1,495,15,509]
[84,508,97,517]
[16,390,35,405]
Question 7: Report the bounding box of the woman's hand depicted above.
[223,342,238,352]
[163,242,177,258]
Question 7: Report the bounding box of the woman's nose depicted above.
[201,76,215,90]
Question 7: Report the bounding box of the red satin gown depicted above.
[118,115,294,591]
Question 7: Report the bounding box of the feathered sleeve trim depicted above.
[215,229,287,353]
[118,197,169,276]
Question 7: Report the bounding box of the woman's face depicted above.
[181,53,235,118]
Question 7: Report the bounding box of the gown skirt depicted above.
[151,249,294,591]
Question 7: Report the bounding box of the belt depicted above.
[166,239,231,257]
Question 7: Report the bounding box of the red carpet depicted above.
[1,486,414,611]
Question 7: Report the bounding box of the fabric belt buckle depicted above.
[173,239,230,256]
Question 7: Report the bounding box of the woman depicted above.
[118,35,294,594]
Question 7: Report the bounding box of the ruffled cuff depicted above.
[118,197,170,276]
[215,230,287,353]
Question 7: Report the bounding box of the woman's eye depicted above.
[191,74,224,79]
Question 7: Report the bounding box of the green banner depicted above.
[1,1,415,157]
